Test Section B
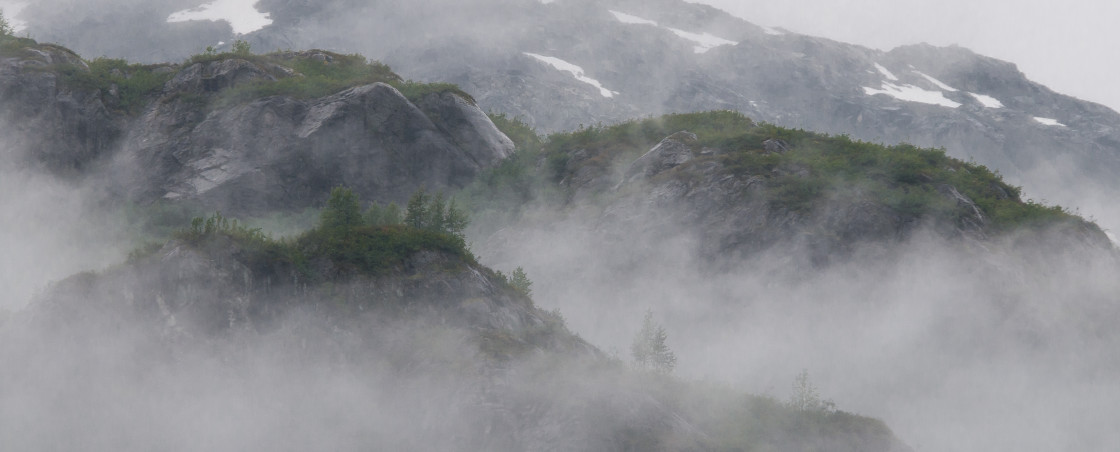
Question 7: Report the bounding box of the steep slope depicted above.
[468,111,1110,266]
[0,202,911,452]
[0,39,513,213]
[23,0,1117,230]
[465,112,1120,452]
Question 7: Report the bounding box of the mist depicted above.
[2,1,1120,450]
[473,176,1120,451]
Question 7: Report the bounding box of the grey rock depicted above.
[0,45,123,174]
[620,130,698,184]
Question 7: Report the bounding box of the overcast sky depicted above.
[690,0,1120,113]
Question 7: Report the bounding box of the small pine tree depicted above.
[0,9,13,37]
[404,188,429,229]
[631,310,676,374]
[509,267,532,297]
[788,369,829,412]
[320,187,364,234]
[443,198,469,239]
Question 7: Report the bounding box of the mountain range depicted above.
[2,1,1120,451]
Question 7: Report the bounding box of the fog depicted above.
[2,1,1120,450]
[474,184,1120,451]
[691,0,1120,114]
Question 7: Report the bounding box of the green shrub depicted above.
[466,110,1091,234]
[162,187,477,282]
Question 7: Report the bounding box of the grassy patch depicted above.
[465,110,1093,234]
[199,50,475,107]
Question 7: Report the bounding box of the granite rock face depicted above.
[0,48,514,212]
[0,44,124,174]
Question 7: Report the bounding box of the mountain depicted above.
[3,9,1120,452]
[464,112,1120,452]
[0,193,912,452]
[20,0,1118,230]
[0,40,512,213]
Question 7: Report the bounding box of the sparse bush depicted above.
[232,39,251,56]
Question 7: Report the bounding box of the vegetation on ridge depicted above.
[471,110,1097,235]
[0,34,473,115]
[166,187,477,283]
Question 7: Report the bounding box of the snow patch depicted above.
[969,92,1004,109]
[666,27,737,53]
[874,63,898,81]
[610,9,736,53]
[524,53,619,98]
[1033,117,1066,127]
[167,0,273,35]
[609,10,658,26]
[863,82,962,108]
[0,1,29,33]
[760,25,784,36]
[914,71,958,92]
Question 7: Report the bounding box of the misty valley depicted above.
[2,2,1120,451]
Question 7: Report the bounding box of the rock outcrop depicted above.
[0,43,124,173]
[0,44,514,213]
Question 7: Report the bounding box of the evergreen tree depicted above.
[320,187,364,235]
[631,310,676,374]
[0,10,12,37]
[509,267,532,297]
[788,369,831,412]
[404,188,429,229]
[444,198,469,238]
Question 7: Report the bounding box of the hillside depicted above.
[19,0,1120,233]
[467,112,1120,452]
[468,111,1109,265]
[0,36,512,213]
[0,190,912,452]
[1,14,1119,451]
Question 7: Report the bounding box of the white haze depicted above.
[690,0,1120,114]
[474,183,1120,451]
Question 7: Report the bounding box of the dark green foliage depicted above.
[473,110,1092,234]
[488,113,544,154]
[231,39,251,56]
[165,188,475,282]
[364,201,403,226]
[320,187,364,232]
[458,114,561,230]
[49,58,173,115]
[0,35,35,57]
[509,267,532,297]
[190,49,474,107]
[403,188,469,242]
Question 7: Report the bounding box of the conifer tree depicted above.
[631,310,676,374]
[0,10,13,37]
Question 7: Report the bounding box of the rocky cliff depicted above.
[0,217,911,452]
[26,0,1114,229]
[0,41,513,212]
